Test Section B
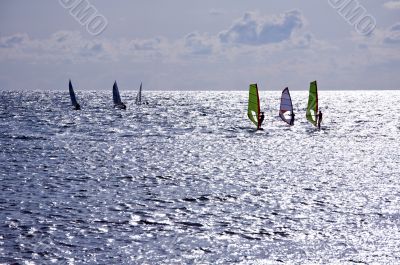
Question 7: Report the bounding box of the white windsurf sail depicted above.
[279,87,294,125]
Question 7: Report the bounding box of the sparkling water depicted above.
[0,90,399,264]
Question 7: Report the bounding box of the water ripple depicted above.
[0,90,399,264]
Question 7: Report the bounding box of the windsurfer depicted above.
[289,111,295,126]
[317,111,322,129]
[75,103,81,110]
[258,112,265,130]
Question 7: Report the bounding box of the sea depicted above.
[0,90,399,264]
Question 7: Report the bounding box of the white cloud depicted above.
[384,1,400,9]
[0,31,172,63]
[183,32,214,56]
[0,31,111,62]
[130,38,162,51]
[0,10,323,64]
[348,22,400,70]
[219,10,305,46]
[209,9,224,16]
[0,33,29,48]
[352,22,400,46]
[384,23,400,44]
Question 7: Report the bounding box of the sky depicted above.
[0,0,399,91]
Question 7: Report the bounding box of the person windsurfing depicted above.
[317,111,322,130]
[258,112,265,130]
[289,111,295,126]
[74,103,81,110]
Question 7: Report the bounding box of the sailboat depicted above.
[279,87,294,125]
[248,83,264,130]
[69,80,81,110]
[135,82,143,105]
[306,81,318,126]
[113,81,126,109]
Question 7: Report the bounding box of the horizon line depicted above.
[1,88,399,92]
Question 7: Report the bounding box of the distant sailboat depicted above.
[69,80,81,110]
[306,81,318,126]
[279,87,294,125]
[135,82,143,105]
[113,81,126,109]
[248,83,264,130]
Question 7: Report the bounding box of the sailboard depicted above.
[69,80,80,110]
[306,81,318,126]
[113,81,126,109]
[135,82,142,105]
[279,87,294,125]
[248,83,261,128]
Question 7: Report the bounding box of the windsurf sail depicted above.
[279,87,294,125]
[135,82,142,105]
[248,83,260,128]
[306,81,318,126]
[113,81,123,105]
[69,80,79,108]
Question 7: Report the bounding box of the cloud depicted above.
[79,43,104,57]
[349,22,400,69]
[130,38,163,51]
[0,31,109,62]
[0,31,169,63]
[0,10,319,64]
[354,22,400,46]
[209,9,224,16]
[219,10,304,45]
[51,31,78,43]
[384,1,400,9]
[184,32,214,55]
[384,23,400,44]
[0,33,29,48]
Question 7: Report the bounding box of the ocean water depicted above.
[0,90,399,264]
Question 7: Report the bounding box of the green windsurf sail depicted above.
[306,81,318,126]
[248,84,260,128]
